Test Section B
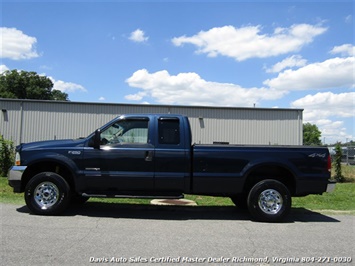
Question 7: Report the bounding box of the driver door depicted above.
[82,117,154,194]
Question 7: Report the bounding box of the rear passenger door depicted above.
[154,117,189,194]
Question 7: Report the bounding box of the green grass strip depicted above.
[1,177,354,212]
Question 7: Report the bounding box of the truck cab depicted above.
[80,114,192,197]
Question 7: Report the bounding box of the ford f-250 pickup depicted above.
[8,114,335,222]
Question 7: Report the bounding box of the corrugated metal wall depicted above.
[1,99,303,146]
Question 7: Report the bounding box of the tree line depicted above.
[0,70,68,101]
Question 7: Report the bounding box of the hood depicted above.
[18,138,87,151]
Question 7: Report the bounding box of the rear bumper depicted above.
[295,176,336,196]
[8,166,27,193]
[326,180,336,193]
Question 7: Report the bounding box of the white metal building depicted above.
[1,98,303,146]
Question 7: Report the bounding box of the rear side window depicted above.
[158,118,180,145]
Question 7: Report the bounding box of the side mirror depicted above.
[93,129,101,149]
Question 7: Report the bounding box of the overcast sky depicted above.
[1,0,354,144]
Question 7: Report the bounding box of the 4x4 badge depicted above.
[308,153,326,158]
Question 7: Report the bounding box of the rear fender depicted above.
[242,159,297,195]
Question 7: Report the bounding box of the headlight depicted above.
[15,152,21,166]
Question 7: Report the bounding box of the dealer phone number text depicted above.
[298,257,352,263]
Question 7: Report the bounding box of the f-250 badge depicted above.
[68,151,81,155]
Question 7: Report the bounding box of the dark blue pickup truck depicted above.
[8,114,335,222]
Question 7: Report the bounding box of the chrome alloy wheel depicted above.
[34,182,59,209]
[258,189,283,215]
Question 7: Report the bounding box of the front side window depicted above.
[100,119,149,145]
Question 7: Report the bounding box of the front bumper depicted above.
[326,180,336,193]
[8,166,27,193]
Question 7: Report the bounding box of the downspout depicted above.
[18,100,24,145]
[298,110,303,145]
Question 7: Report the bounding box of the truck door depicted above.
[154,117,190,194]
[82,117,154,193]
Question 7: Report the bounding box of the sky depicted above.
[0,0,354,144]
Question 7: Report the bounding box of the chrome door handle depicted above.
[145,151,153,161]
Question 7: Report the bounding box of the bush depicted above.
[333,142,344,182]
[0,135,14,176]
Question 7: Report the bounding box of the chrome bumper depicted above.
[8,166,27,181]
[8,166,27,193]
[326,180,336,193]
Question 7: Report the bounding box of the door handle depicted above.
[145,151,153,161]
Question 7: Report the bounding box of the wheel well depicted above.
[22,161,75,192]
[244,165,296,196]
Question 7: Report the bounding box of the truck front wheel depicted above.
[247,179,291,222]
[24,172,71,215]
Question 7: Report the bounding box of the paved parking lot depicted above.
[1,202,354,265]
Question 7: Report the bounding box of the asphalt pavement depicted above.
[1,202,354,265]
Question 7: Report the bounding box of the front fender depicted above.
[26,151,79,169]
[20,152,81,191]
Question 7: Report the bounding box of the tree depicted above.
[303,123,322,146]
[0,70,68,101]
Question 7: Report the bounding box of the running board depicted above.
[82,193,184,199]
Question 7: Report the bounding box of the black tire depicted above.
[230,194,248,209]
[24,172,71,215]
[247,179,291,222]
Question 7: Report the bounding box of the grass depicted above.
[292,183,355,212]
[1,166,355,213]
[0,177,25,204]
[333,164,355,182]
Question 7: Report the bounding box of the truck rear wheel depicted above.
[247,179,291,222]
[24,172,71,215]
